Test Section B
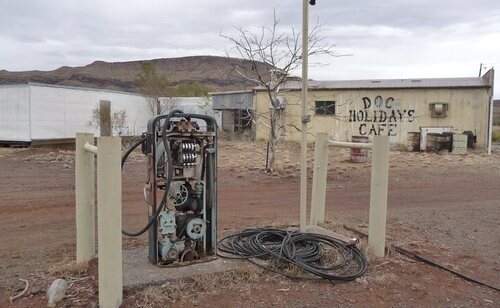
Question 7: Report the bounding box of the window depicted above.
[315,101,336,115]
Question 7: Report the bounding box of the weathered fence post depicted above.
[76,133,95,264]
[368,135,390,257]
[310,133,329,225]
[97,136,123,308]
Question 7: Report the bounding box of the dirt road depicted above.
[0,142,499,306]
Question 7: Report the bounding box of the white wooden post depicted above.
[368,135,390,257]
[310,133,329,225]
[299,0,310,232]
[97,137,123,308]
[76,133,95,264]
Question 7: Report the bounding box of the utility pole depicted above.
[300,0,315,231]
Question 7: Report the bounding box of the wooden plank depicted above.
[304,225,358,245]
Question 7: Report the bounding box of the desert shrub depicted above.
[492,130,500,142]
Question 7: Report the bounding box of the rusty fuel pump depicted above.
[122,110,217,265]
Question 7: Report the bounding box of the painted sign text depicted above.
[349,96,415,136]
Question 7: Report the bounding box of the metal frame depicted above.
[309,133,389,257]
[76,133,123,307]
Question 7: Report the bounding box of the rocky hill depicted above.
[0,56,271,93]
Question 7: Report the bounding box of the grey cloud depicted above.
[0,0,499,96]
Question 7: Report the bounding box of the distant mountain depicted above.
[0,56,272,93]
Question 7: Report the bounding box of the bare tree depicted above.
[222,11,339,172]
[87,106,129,136]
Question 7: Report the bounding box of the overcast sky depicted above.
[1,0,499,97]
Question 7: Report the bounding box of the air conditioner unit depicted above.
[429,102,448,118]
[270,96,286,109]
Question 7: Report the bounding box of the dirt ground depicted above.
[0,139,499,307]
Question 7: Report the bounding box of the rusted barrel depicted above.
[407,132,420,151]
[426,133,452,152]
[425,133,439,152]
[350,136,369,163]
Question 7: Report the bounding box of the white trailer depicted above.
[0,83,220,144]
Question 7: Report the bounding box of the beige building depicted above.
[254,69,495,151]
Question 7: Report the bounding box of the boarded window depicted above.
[315,101,336,115]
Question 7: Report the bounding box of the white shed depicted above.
[0,83,220,144]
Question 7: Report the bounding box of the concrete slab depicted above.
[305,225,358,245]
[122,248,240,289]
[289,225,359,245]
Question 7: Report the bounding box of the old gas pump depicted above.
[122,110,217,265]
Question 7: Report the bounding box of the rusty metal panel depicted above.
[212,92,253,110]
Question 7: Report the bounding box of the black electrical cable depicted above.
[344,225,500,292]
[121,109,183,237]
[200,144,208,180]
[121,135,146,168]
[217,227,367,281]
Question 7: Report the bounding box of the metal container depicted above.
[462,131,476,149]
[407,132,420,152]
[350,136,369,163]
[452,134,467,154]
[425,133,437,152]
[426,133,452,153]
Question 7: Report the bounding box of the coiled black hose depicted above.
[217,227,367,281]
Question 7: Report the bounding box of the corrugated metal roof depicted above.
[208,90,253,95]
[256,77,491,91]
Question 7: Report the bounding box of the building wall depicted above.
[211,91,253,134]
[0,84,221,142]
[28,84,151,140]
[255,87,490,149]
[0,85,30,142]
[164,97,222,129]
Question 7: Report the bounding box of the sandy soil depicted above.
[0,140,499,307]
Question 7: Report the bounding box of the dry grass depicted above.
[320,245,343,266]
[217,136,500,180]
[367,272,398,283]
[257,258,310,279]
[386,244,397,258]
[25,150,75,164]
[282,263,304,277]
[134,263,265,307]
[358,239,377,265]
[267,218,299,229]
[319,217,354,234]
[191,263,264,291]
[134,285,172,307]
[231,262,265,282]
[0,148,18,160]
[218,137,499,179]
[49,257,89,277]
